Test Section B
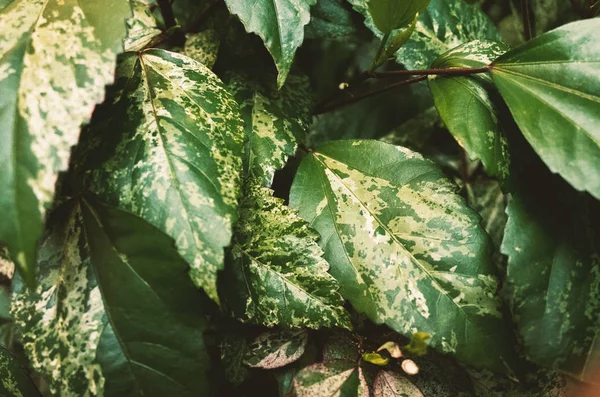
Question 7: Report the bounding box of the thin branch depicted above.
[371,65,492,78]
[157,0,177,30]
[314,76,427,115]
[521,0,533,41]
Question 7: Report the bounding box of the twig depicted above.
[521,0,533,41]
[371,65,493,78]
[157,0,177,30]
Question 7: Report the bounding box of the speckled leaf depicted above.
[244,329,308,369]
[11,196,210,396]
[224,0,317,87]
[290,140,519,373]
[0,0,130,286]
[428,40,511,181]
[222,182,351,329]
[502,189,600,383]
[373,370,423,397]
[491,19,600,200]
[225,72,312,186]
[219,330,250,386]
[468,368,567,397]
[293,361,369,397]
[0,347,40,397]
[83,49,244,303]
[184,30,220,69]
[124,0,162,51]
[367,0,430,34]
[395,0,501,70]
[305,0,363,41]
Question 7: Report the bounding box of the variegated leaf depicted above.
[428,40,511,182]
[395,0,501,69]
[0,0,130,286]
[373,371,423,397]
[0,346,40,397]
[225,72,312,186]
[124,0,162,51]
[293,361,369,397]
[184,30,220,69]
[290,140,519,373]
[221,182,351,329]
[219,330,250,386]
[81,49,245,302]
[244,329,308,369]
[11,196,209,396]
[223,0,317,88]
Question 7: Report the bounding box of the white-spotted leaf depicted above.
[244,329,308,369]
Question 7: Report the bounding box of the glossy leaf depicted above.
[0,347,41,397]
[0,0,130,286]
[222,182,351,329]
[224,0,317,87]
[429,40,511,181]
[491,19,600,199]
[373,370,423,397]
[225,72,312,186]
[124,0,162,51]
[290,140,519,373]
[82,49,244,302]
[367,0,430,34]
[395,0,501,69]
[293,361,369,397]
[12,197,210,396]
[244,329,308,369]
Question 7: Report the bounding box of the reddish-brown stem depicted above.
[370,65,493,78]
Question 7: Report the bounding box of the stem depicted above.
[521,0,533,41]
[314,76,427,115]
[157,0,177,30]
[371,65,493,78]
[370,32,391,72]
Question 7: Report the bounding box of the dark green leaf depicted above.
[491,19,600,199]
[0,0,131,286]
[81,49,245,302]
[222,182,351,329]
[429,40,511,181]
[224,0,317,87]
[367,0,430,34]
[290,140,519,373]
[305,0,363,41]
[12,196,210,396]
[219,330,250,386]
[0,347,41,397]
[244,329,308,369]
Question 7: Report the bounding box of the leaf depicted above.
[491,19,600,200]
[0,347,41,397]
[244,329,308,369]
[11,196,210,396]
[305,0,364,41]
[362,352,389,366]
[367,0,430,34]
[428,40,511,181]
[219,329,250,386]
[395,0,501,70]
[402,332,430,356]
[224,0,317,88]
[373,370,423,397]
[468,368,567,397]
[501,188,600,383]
[81,49,244,302]
[184,30,220,69]
[124,0,163,51]
[225,72,312,186]
[293,361,369,397]
[0,247,15,282]
[289,140,519,373]
[0,0,131,286]
[221,182,351,329]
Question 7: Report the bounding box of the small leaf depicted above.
[290,140,520,373]
[124,0,162,51]
[363,352,389,366]
[219,330,250,386]
[403,332,430,356]
[293,361,369,397]
[244,329,308,369]
[184,30,220,69]
[367,0,430,34]
[373,370,423,397]
[0,347,41,397]
[377,341,403,358]
[224,0,317,87]
[491,19,600,199]
[221,182,351,329]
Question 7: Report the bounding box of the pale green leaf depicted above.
[367,0,429,34]
[224,0,317,87]
[244,329,308,369]
[184,30,220,69]
[11,196,210,396]
[491,19,600,200]
[124,0,162,51]
[373,370,423,397]
[80,49,245,302]
[395,0,501,70]
[293,361,369,397]
[0,0,130,286]
[0,347,41,397]
[290,140,519,373]
[428,40,510,181]
[221,182,351,329]
[225,72,312,186]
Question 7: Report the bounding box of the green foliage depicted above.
[0,0,599,395]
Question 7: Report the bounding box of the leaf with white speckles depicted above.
[184,30,220,69]
[428,40,511,182]
[395,0,501,70]
[290,140,520,373]
[221,181,351,329]
[244,329,308,369]
[225,72,312,186]
[79,49,245,303]
[0,346,41,397]
[124,0,163,51]
[11,196,210,396]
[223,0,317,88]
[373,370,423,397]
[293,361,369,397]
[0,0,131,287]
